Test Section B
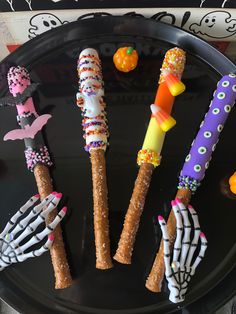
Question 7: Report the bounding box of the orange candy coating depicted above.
[230,185,236,194]
[113,47,138,72]
[229,172,236,185]
[229,172,236,194]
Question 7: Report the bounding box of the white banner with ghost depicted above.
[0,8,236,59]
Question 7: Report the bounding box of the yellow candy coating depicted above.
[169,81,186,96]
[142,117,165,154]
[159,116,176,132]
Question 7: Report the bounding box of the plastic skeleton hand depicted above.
[0,192,67,271]
[158,198,207,303]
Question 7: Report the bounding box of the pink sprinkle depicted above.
[62,206,67,214]
[171,200,177,206]
[48,233,54,241]
[200,232,206,238]
[51,191,58,196]
[34,194,40,199]
[158,215,164,221]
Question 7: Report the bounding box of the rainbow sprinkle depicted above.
[159,47,186,84]
[137,149,161,167]
[25,146,53,172]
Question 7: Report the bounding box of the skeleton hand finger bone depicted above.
[10,206,67,263]
[175,198,191,265]
[0,194,43,253]
[20,206,68,252]
[8,193,56,237]
[3,193,61,255]
[0,194,41,239]
[9,234,55,263]
[186,204,201,267]
[9,200,64,255]
[158,199,207,303]
[171,200,183,263]
[0,192,66,270]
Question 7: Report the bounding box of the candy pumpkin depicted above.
[229,172,236,194]
[113,47,138,72]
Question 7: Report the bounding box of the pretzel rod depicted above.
[90,149,113,269]
[77,48,112,269]
[5,66,72,289]
[34,164,72,288]
[114,162,154,264]
[114,48,186,264]
[146,73,236,293]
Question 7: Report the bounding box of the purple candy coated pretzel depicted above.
[180,74,236,183]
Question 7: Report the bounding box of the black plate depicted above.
[0,16,235,314]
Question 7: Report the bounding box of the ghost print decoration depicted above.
[28,13,68,39]
[189,11,236,39]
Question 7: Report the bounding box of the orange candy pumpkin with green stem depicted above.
[229,172,236,194]
[113,47,138,72]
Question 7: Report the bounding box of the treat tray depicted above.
[0,15,235,314]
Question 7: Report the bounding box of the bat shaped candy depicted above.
[3,114,51,141]
[0,83,39,107]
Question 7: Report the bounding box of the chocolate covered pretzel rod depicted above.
[114,48,186,264]
[77,48,113,269]
[4,66,72,289]
[146,73,236,292]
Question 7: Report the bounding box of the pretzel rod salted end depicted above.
[77,48,113,269]
[145,188,191,292]
[34,164,72,289]
[90,149,113,269]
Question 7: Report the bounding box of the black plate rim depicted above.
[1,15,236,78]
